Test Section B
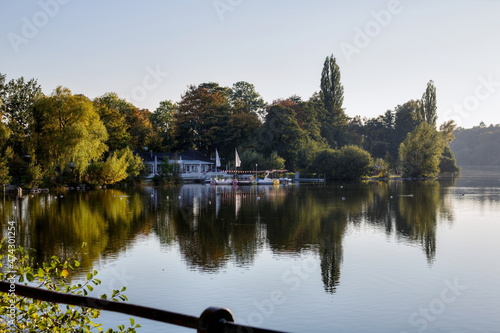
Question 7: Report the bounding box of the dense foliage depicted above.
[0,55,463,185]
[312,145,373,180]
[0,78,147,187]
[399,122,445,178]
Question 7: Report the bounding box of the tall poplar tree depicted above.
[420,80,437,126]
[319,55,348,148]
[321,55,344,113]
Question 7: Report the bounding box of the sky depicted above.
[1,0,500,129]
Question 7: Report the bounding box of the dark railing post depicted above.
[198,307,235,333]
[0,282,289,333]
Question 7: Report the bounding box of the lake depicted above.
[2,167,500,332]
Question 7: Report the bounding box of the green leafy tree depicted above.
[93,93,157,151]
[336,145,373,180]
[0,75,42,184]
[258,104,307,170]
[225,112,261,151]
[33,87,108,183]
[267,151,286,170]
[174,82,232,155]
[399,122,445,177]
[373,158,391,178]
[150,100,178,150]
[438,120,459,174]
[0,76,42,155]
[119,147,145,181]
[231,81,266,118]
[439,145,460,174]
[158,157,173,177]
[439,120,457,144]
[346,115,365,148]
[239,150,267,171]
[26,162,44,188]
[420,80,437,126]
[0,156,11,185]
[93,93,132,151]
[274,96,326,146]
[309,148,340,179]
[86,147,143,185]
[86,153,128,186]
[391,100,422,162]
[300,93,327,145]
[363,110,395,159]
[320,55,344,118]
[239,150,285,171]
[310,145,373,180]
[295,139,326,171]
[0,241,140,332]
[319,55,348,148]
[130,108,159,151]
[152,157,184,185]
[152,157,176,185]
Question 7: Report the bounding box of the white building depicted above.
[139,150,225,180]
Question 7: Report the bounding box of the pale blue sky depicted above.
[1,0,499,128]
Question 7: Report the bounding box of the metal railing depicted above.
[0,281,289,333]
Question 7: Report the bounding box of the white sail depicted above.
[215,148,221,167]
[235,148,241,168]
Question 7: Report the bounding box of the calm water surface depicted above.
[1,167,500,332]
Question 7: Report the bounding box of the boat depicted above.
[279,177,292,185]
[257,178,280,185]
[210,178,238,186]
[236,179,257,185]
[256,171,280,185]
[236,175,258,186]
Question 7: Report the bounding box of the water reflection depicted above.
[1,180,462,294]
[0,189,150,267]
[168,186,277,272]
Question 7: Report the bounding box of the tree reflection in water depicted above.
[0,180,455,293]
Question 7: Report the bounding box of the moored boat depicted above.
[256,171,279,185]
[210,178,238,185]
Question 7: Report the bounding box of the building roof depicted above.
[173,149,212,163]
[138,149,213,164]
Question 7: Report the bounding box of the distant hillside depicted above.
[451,124,500,166]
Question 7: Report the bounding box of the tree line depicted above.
[0,55,459,187]
[450,122,500,166]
